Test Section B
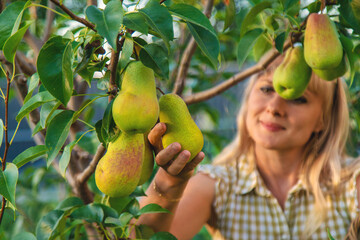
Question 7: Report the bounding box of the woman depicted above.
[137,52,360,239]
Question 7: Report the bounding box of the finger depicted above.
[155,142,181,167]
[148,122,166,153]
[185,151,205,171]
[167,150,191,175]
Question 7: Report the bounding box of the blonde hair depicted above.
[213,51,359,237]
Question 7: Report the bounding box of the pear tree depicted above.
[0,0,359,239]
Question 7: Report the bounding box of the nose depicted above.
[266,94,286,117]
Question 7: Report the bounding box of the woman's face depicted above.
[245,73,324,151]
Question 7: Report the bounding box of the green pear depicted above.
[137,133,154,186]
[112,61,159,133]
[304,13,343,69]
[313,54,348,81]
[159,94,204,162]
[273,46,312,100]
[95,132,144,198]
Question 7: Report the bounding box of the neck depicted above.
[254,145,304,209]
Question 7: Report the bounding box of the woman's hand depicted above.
[148,122,205,184]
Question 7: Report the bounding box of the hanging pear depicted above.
[112,61,159,133]
[95,132,144,197]
[159,94,204,162]
[137,133,155,186]
[273,46,312,100]
[313,54,348,81]
[304,13,343,69]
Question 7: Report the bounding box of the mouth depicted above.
[260,121,286,132]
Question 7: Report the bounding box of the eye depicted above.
[260,86,274,94]
[292,96,307,104]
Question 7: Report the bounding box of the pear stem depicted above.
[157,87,165,95]
[320,0,326,13]
[50,0,96,31]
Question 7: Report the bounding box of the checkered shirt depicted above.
[198,157,359,240]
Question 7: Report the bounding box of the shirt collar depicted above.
[234,157,307,196]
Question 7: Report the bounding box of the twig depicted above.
[183,42,291,105]
[108,34,124,99]
[43,1,56,42]
[50,0,96,31]
[183,20,306,105]
[172,0,214,96]
[76,144,106,184]
[0,71,11,225]
[172,38,197,95]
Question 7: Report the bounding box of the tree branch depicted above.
[172,0,214,96]
[108,34,123,98]
[43,1,55,42]
[23,31,43,63]
[76,144,106,184]
[184,43,291,105]
[50,0,96,31]
[0,71,11,225]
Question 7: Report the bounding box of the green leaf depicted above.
[95,203,119,220]
[0,1,26,49]
[25,73,40,103]
[16,91,56,122]
[37,36,74,106]
[55,197,84,211]
[187,22,219,69]
[123,12,149,34]
[0,119,3,149]
[119,212,134,226]
[339,0,360,34]
[224,0,236,31]
[283,0,299,12]
[40,101,61,128]
[13,232,37,240]
[167,3,215,34]
[45,110,75,167]
[70,204,104,223]
[139,0,174,51]
[3,22,31,63]
[137,203,171,217]
[339,34,357,86]
[59,141,76,178]
[104,217,122,226]
[95,120,106,147]
[119,34,134,70]
[167,3,219,68]
[12,145,47,168]
[306,1,321,13]
[108,196,133,214]
[150,232,177,240]
[240,1,272,37]
[275,31,286,54]
[102,99,115,134]
[85,0,124,50]
[36,210,65,240]
[237,28,263,69]
[253,34,272,61]
[0,163,18,208]
[139,43,169,79]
